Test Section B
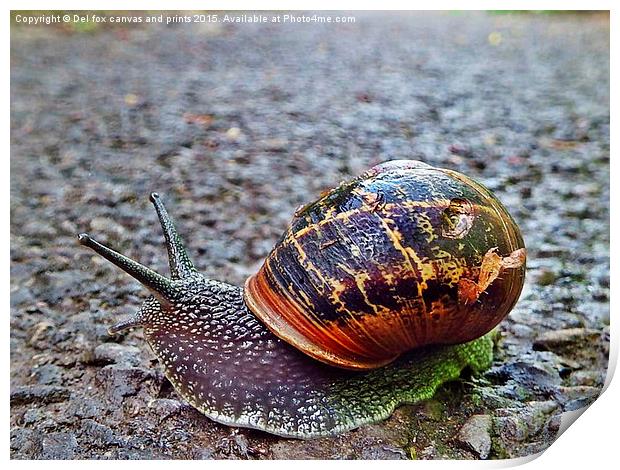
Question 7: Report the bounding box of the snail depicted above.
[78,159,526,439]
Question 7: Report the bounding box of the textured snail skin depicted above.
[138,284,492,439]
[78,188,495,439]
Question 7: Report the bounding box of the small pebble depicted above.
[11,385,71,406]
[456,415,492,459]
[31,363,63,385]
[40,432,79,459]
[226,127,242,140]
[148,398,185,421]
[361,445,407,460]
[93,343,142,367]
[569,370,602,387]
[533,328,601,353]
[80,419,121,447]
[95,365,158,403]
[535,268,558,286]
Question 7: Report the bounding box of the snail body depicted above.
[78,160,525,438]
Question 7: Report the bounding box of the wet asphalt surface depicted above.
[10,12,609,459]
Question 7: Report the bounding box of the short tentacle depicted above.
[150,193,196,280]
[108,315,142,334]
[108,296,160,334]
[77,233,177,302]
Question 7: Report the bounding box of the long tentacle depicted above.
[78,233,177,301]
[150,193,196,280]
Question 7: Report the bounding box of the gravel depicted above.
[10,11,609,459]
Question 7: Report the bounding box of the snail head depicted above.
[78,193,205,335]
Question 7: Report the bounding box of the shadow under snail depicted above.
[78,159,526,439]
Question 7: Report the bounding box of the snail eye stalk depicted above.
[150,192,196,280]
[77,233,176,302]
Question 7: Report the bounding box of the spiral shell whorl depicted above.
[244,160,525,369]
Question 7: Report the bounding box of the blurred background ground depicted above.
[10,11,609,459]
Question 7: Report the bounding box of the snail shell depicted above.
[245,160,526,369]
